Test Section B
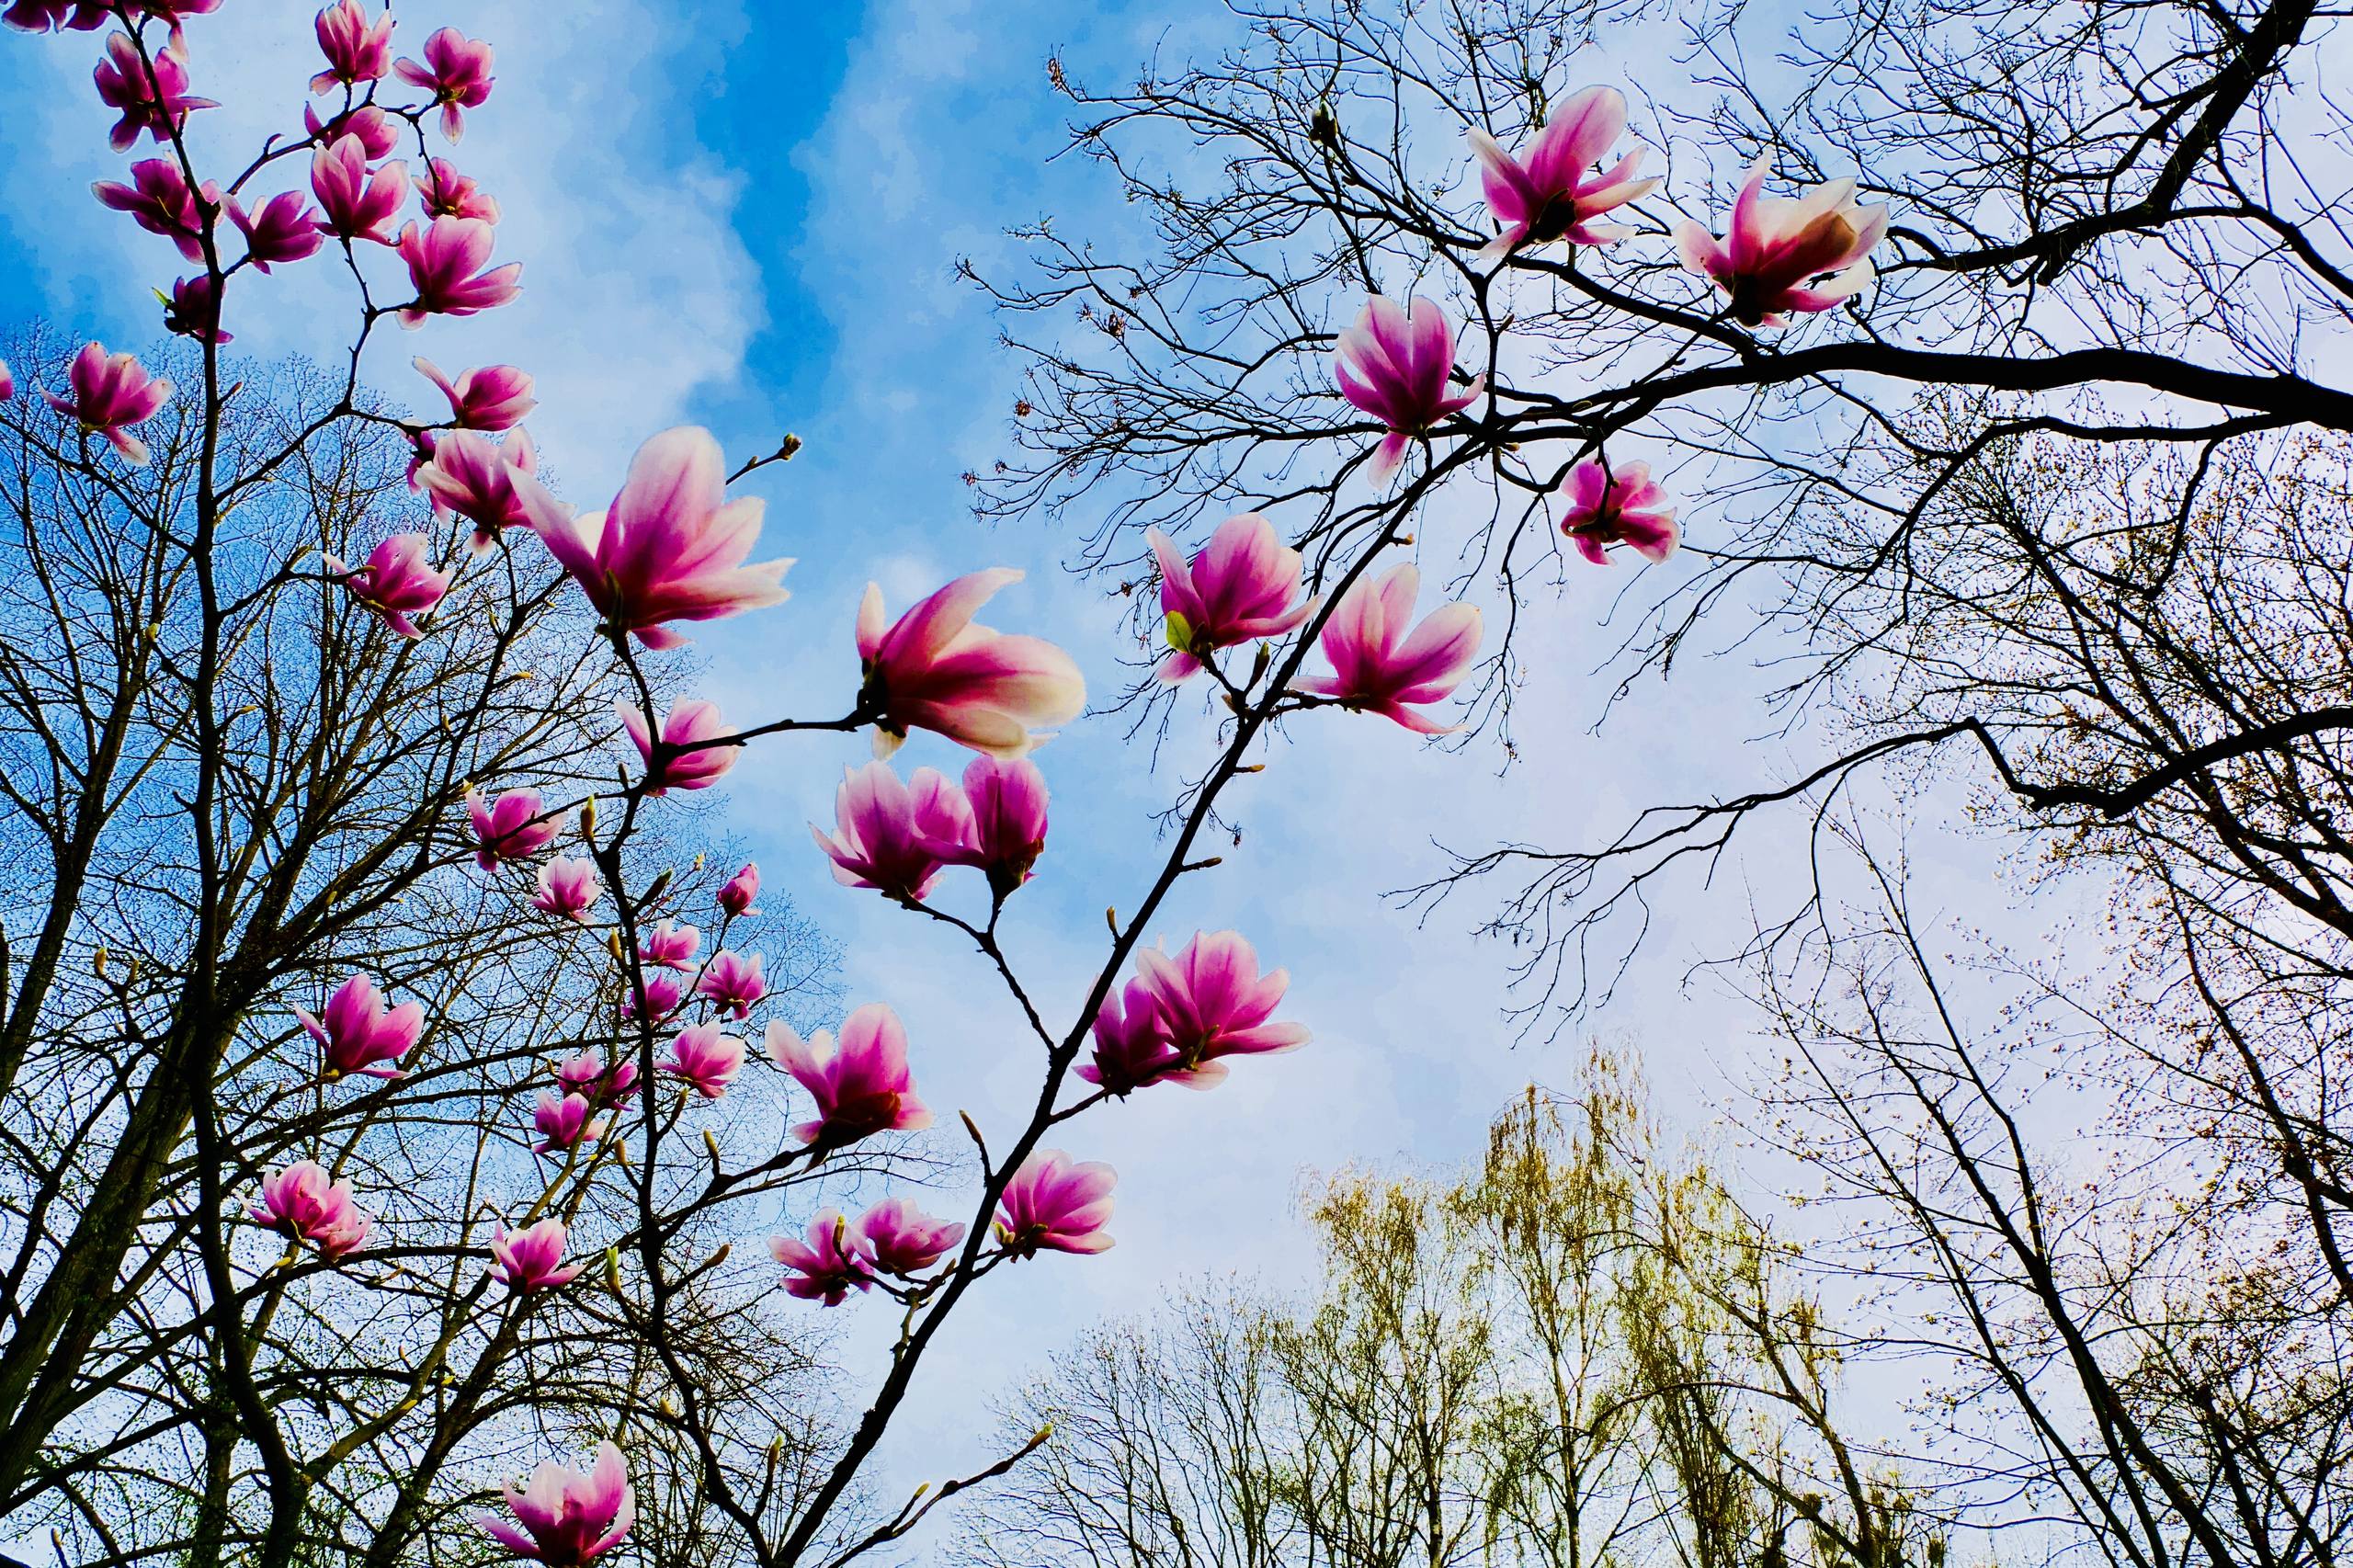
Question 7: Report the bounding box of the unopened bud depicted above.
[92,947,108,980]
[1105,907,1119,936]
[605,929,624,960]
[779,433,802,460]
[705,1242,731,1270]
[642,869,673,906]
[658,1393,678,1418]
[580,795,598,837]
[702,1128,722,1164]
[692,851,706,871]
[604,1246,622,1292]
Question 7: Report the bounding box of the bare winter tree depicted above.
[956,3,2353,1568]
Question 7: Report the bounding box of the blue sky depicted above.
[0,0,2021,1546]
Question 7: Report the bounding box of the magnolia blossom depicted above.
[490,1217,580,1292]
[4,0,110,31]
[1557,458,1679,565]
[92,157,211,260]
[312,0,393,93]
[995,1149,1117,1257]
[326,532,449,639]
[0,361,13,401]
[417,428,538,551]
[517,426,790,647]
[767,1004,930,1149]
[305,101,401,158]
[770,1210,874,1305]
[1293,563,1482,733]
[395,216,521,327]
[420,158,501,222]
[637,920,699,971]
[717,862,761,917]
[1673,164,1890,326]
[695,949,767,1018]
[1131,930,1308,1086]
[946,755,1049,898]
[311,133,407,244]
[93,31,215,150]
[857,568,1085,758]
[811,761,972,903]
[532,1091,606,1155]
[620,971,683,1022]
[1335,295,1484,486]
[468,786,562,869]
[479,1442,633,1567]
[131,0,221,47]
[618,699,737,794]
[532,855,601,920]
[1076,975,1189,1096]
[228,189,324,271]
[164,274,229,344]
[662,1021,745,1099]
[45,342,172,464]
[1467,85,1656,263]
[394,26,494,142]
[855,1198,966,1276]
[249,1161,370,1259]
[557,1049,639,1108]
[415,358,533,430]
[1148,512,1312,682]
[297,972,422,1081]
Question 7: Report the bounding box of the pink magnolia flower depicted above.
[1334,295,1484,486]
[1293,563,1482,733]
[854,1198,965,1277]
[620,971,684,1022]
[479,1442,633,1567]
[92,157,212,261]
[532,1090,606,1155]
[304,101,401,158]
[312,0,393,93]
[164,273,230,345]
[637,920,699,971]
[811,761,973,903]
[297,972,422,1081]
[325,532,448,639]
[557,1049,639,1108]
[490,1217,580,1292]
[618,699,737,795]
[93,32,215,151]
[662,1021,745,1099]
[1076,975,1190,1096]
[717,862,761,918]
[311,133,408,244]
[228,189,324,272]
[0,361,12,401]
[417,428,538,551]
[419,157,500,222]
[469,787,563,869]
[4,0,109,31]
[249,1161,370,1259]
[394,26,494,143]
[770,1210,875,1305]
[695,949,767,1018]
[1557,458,1679,565]
[128,0,221,48]
[1131,930,1308,1085]
[532,855,601,920]
[767,1004,931,1149]
[856,568,1086,758]
[1148,512,1313,682]
[414,357,532,431]
[995,1149,1117,1257]
[1467,85,1656,264]
[517,426,790,648]
[394,216,521,327]
[44,342,173,464]
[1673,163,1890,326]
[934,754,1049,899]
